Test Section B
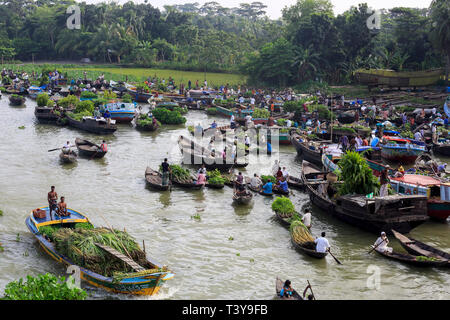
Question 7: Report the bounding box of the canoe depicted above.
[274,212,294,228]
[432,142,450,156]
[75,138,107,159]
[232,191,253,204]
[273,186,290,196]
[275,277,303,300]
[171,173,204,190]
[66,114,117,135]
[25,207,174,295]
[291,133,325,168]
[136,121,159,132]
[34,107,59,123]
[59,151,77,163]
[9,95,25,106]
[392,229,450,264]
[287,176,304,190]
[373,248,448,267]
[145,167,169,191]
[291,238,328,259]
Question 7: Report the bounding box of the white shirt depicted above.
[286,120,292,127]
[250,177,262,188]
[414,131,422,141]
[245,115,252,124]
[230,115,235,122]
[302,212,311,227]
[282,169,289,178]
[245,136,250,145]
[374,236,389,252]
[314,237,330,253]
[250,98,255,105]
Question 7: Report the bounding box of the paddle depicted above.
[327,248,342,264]
[48,145,76,152]
[304,280,316,300]
[169,172,173,192]
[368,238,386,254]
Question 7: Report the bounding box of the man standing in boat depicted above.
[161,158,171,187]
[47,186,58,220]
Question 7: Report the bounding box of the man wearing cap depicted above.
[373,232,392,253]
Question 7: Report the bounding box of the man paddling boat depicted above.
[314,232,330,253]
[372,231,392,254]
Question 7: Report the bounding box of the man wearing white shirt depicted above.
[302,209,312,229]
[314,232,330,253]
[250,97,255,105]
[281,167,289,179]
[239,96,244,104]
[286,119,292,128]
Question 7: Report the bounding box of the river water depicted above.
[0,97,449,300]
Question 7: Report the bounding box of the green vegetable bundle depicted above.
[337,151,379,196]
[290,220,314,244]
[206,107,217,115]
[152,108,186,125]
[57,95,79,109]
[53,227,149,277]
[80,91,98,99]
[161,164,191,181]
[415,256,439,262]
[261,175,276,184]
[68,110,93,121]
[271,197,295,218]
[37,93,50,107]
[207,169,226,185]
[252,108,270,119]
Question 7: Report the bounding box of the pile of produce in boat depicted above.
[337,151,379,196]
[271,197,296,218]
[207,169,226,186]
[160,164,191,182]
[415,256,441,262]
[40,224,150,277]
[290,220,315,249]
[136,114,160,127]
[261,175,276,184]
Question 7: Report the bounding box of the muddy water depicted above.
[0,97,449,300]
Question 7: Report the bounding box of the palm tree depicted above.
[291,45,322,82]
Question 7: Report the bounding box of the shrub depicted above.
[2,273,87,300]
[58,95,79,109]
[36,93,49,107]
[75,100,94,114]
[283,101,302,113]
[80,91,97,99]
[68,110,93,121]
[46,99,55,108]
[271,197,296,215]
[152,108,186,125]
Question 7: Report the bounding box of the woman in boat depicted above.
[279,280,293,298]
[372,232,392,254]
[197,172,207,186]
[100,140,108,153]
[276,167,283,181]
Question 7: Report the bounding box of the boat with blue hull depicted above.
[101,102,137,123]
[28,86,45,99]
[380,136,425,164]
[26,207,174,295]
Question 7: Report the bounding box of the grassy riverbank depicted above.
[4,63,247,87]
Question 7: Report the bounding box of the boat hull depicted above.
[381,146,423,164]
[67,116,117,135]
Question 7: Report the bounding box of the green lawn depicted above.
[6,63,246,87]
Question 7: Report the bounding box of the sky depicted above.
[85,0,433,18]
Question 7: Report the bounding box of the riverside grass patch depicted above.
[5,64,246,87]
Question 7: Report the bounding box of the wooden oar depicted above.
[304,280,316,300]
[48,145,75,152]
[327,248,342,264]
[368,238,386,254]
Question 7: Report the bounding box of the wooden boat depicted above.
[355,68,443,88]
[9,95,25,106]
[66,114,117,135]
[232,191,253,204]
[291,238,327,259]
[273,185,290,196]
[145,167,169,191]
[171,173,204,190]
[380,136,425,164]
[178,135,248,171]
[274,212,294,228]
[28,86,44,99]
[193,173,224,189]
[392,230,450,264]
[389,174,450,221]
[291,133,327,167]
[432,141,450,156]
[373,248,448,267]
[59,151,77,163]
[135,117,159,132]
[301,160,429,234]
[337,111,356,124]
[287,176,304,190]
[75,138,107,159]
[25,207,174,295]
[127,88,152,102]
[34,107,59,123]
[275,277,303,300]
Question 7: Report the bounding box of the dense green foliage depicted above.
[1,273,87,300]
[337,151,380,196]
[74,100,94,114]
[57,95,78,109]
[207,169,226,185]
[252,108,270,118]
[152,108,186,125]
[80,91,98,99]
[271,197,296,215]
[36,93,49,107]
[261,175,276,184]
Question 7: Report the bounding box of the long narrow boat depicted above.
[59,151,77,163]
[25,207,174,295]
[35,107,59,123]
[145,167,169,191]
[75,138,107,158]
[291,133,329,167]
[66,114,117,135]
[274,212,294,228]
[389,174,450,221]
[373,248,448,268]
[301,160,429,234]
[275,277,303,300]
[127,88,152,103]
[171,173,204,190]
[380,136,425,164]
[392,230,450,264]
[291,238,327,259]
[232,191,253,204]
[432,141,450,156]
